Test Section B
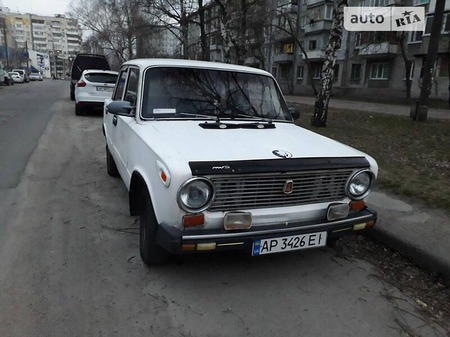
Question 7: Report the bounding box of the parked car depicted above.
[12,69,29,83]
[70,53,110,101]
[0,69,13,85]
[29,72,43,81]
[8,72,24,83]
[74,69,118,115]
[103,59,378,266]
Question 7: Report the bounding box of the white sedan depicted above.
[103,59,378,265]
[8,72,24,83]
[74,69,118,115]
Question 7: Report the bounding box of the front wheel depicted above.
[106,145,119,177]
[140,190,170,266]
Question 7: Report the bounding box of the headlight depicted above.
[177,177,215,212]
[346,169,374,200]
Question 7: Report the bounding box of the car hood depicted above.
[139,120,377,173]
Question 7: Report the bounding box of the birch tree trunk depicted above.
[311,0,347,127]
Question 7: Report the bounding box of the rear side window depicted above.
[113,69,128,100]
[124,68,139,106]
[84,73,117,84]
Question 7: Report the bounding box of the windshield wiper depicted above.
[234,113,273,125]
[176,112,221,123]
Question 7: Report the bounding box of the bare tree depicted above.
[270,4,318,95]
[70,0,147,64]
[311,0,347,127]
[140,0,210,60]
[212,0,265,65]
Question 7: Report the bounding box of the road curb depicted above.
[367,227,450,280]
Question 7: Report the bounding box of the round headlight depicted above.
[346,170,374,200]
[177,177,215,212]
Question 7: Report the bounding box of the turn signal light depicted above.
[183,214,205,227]
[350,201,366,211]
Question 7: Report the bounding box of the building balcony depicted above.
[305,49,326,60]
[304,20,332,35]
[358,42,398,57]
[307,0,328,7]
[273,53,293,63]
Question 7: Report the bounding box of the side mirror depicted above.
[106,100,135,117]
[288,107,300,120]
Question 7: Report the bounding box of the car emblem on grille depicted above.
[272,150,293,159]
[283,180,294,194]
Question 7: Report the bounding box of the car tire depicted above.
[140,190,170,266]
[106,145,119,177]
[75,103,83,116]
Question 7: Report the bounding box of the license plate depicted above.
[252,232,327,256]
[97,86,113,92]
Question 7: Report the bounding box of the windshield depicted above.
[141,67,290,120]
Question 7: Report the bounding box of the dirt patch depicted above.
[333,234,450,334]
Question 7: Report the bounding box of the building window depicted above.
[312,63,322,79]
[283,43,294,54]
[281,65,290,79]
[309,40,317,50]
[370,0,390,6]
[409,30,423,42]
[444,14,450,33]
[325,5,333,20]
[424,14,450,35]
[425,16,433,34]
[370,62,389,80]
[272,67,278,78]
[404,61,415,79]
[333,64,340,82]
[439,56,449,77]
[351,64,362,80]
[354,33,362,48]
[297,65,304,79]
[413,0,428,5]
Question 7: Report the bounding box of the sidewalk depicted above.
[285,95,450,279]
[284,95,450,120]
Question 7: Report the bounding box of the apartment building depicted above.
[182,0,448,101]
[0,8,82,77]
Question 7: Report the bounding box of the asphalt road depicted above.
[0,80,447,337]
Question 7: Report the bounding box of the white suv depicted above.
[74,69,118,115]
[103,59,378,265]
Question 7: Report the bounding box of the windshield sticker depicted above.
[153,108,176,114]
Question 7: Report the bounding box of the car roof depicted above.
[121,58,272,77]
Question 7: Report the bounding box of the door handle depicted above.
[113,115,118,126]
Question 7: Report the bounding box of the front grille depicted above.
[208,169,355,212]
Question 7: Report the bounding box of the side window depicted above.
[113,68,128,100]
[124,68,139,106]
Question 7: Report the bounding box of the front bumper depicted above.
[156,208,377,255]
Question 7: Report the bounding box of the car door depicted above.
[115,67,140,180]
[105,67,128,171]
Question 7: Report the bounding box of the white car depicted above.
[74,69,118,115]
[8,72,24,83]
[29,72,43,81]
[11,69,29,83]
[103,59,378,265]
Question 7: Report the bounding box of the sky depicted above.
[0,0,71,17]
